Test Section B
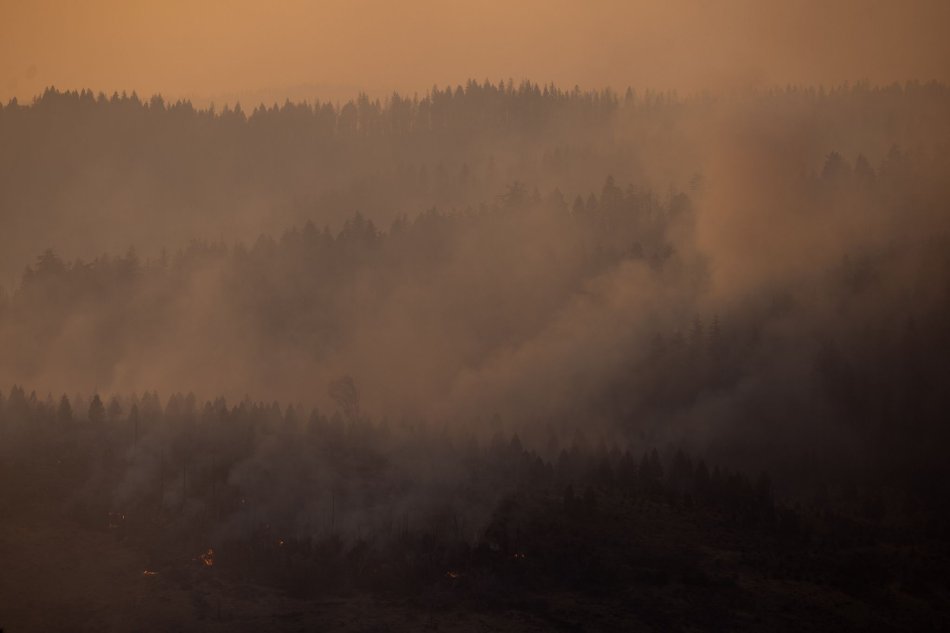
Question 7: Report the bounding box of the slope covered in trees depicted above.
[2,383,948,631]
[1,81,948,281]
[2,139,949,491]
[2,80,950,631]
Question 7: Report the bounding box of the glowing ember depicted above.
[143,570,158,576]
[107,512,126,529]
[277,539,285,547]
[446,571,461,579]
[199,548,215,567]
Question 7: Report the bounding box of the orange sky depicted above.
[2,0,949,105]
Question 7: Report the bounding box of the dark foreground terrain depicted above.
[2,397,948,632]
[3,494,949,631]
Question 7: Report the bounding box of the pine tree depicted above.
[88,394,105,424]
[57,394,73,423]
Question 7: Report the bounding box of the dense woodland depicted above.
[1,381,949,630]
[2,81,950,630]
[1,146,949,487]
[1,81,949,280]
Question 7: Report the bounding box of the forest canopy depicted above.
[1,82,948,489]
[2,74,950,631]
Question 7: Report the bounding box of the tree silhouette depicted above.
[57,394,73,424]
[88,394,105,424]
[328,375,360,422]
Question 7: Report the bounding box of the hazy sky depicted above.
[2,0,949,104]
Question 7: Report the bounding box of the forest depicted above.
[1,80,950,631]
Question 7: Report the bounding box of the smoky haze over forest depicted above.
[1,84,948,464]
[2,2,950,631]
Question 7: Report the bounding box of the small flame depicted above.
[108,512,126,529]
[446,571,461,579]
[199,548,215,567]
[277,539,285,547]
[143,570,158,576]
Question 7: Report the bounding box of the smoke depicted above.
[1,84,949,480]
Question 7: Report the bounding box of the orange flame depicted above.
[199,548,215,567]
[108,512,126,529]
